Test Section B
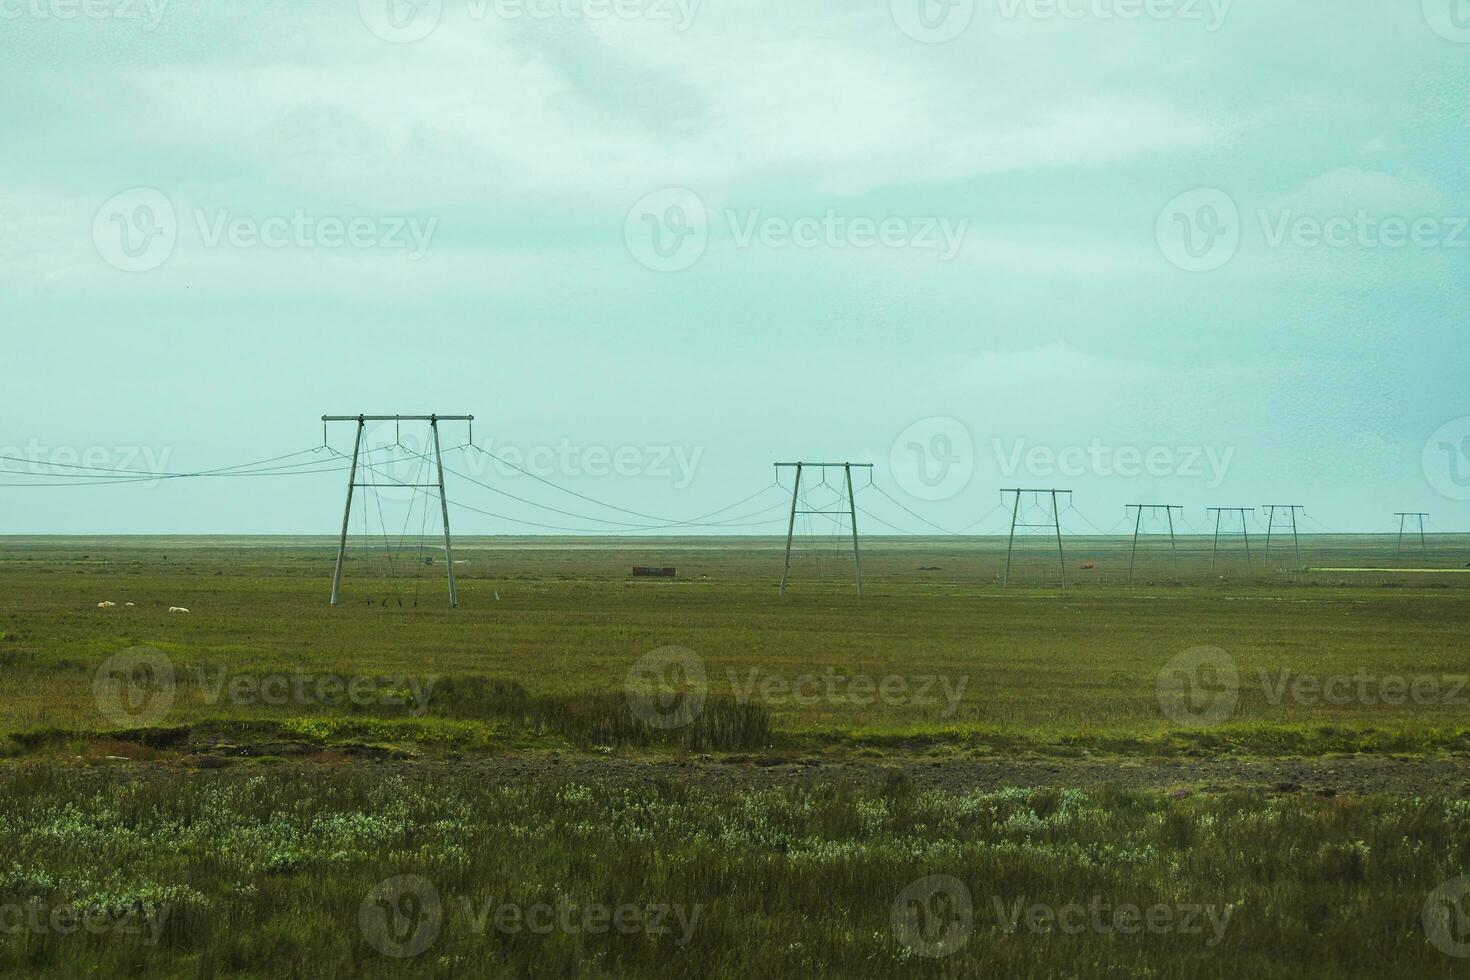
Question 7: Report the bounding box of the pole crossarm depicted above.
[324,415,475,422]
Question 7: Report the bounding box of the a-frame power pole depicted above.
[324,414,473,608]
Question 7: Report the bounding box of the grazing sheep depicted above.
[97,601,116,609]
[168,607,190,614]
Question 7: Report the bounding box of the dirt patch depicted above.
[99,753,1470,798]
[428,755,1470,797]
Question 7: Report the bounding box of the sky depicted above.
[1,0,1468,536]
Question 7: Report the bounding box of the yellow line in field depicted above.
[1307,567,1470,573]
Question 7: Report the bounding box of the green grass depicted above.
[0,766,1468,978]
[3,538,1470,977]
[1,537,1468,758]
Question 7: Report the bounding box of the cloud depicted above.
[1274,167,1452,216]
[15,5,1228,214]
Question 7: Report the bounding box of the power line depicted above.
[0,446,332,480]
[864,484,962,536]
[411,445,787,531]
[345,453,785,536]
[463,443,691,524]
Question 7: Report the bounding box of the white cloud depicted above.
[1273,167,1451,216]
[58,6,1229,212]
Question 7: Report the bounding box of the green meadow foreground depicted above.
[1,536,1469,976]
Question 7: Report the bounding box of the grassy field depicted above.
[4,767,1470,978]
[2,536,1469,977]
[2,535,1469,757]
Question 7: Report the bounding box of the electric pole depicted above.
[1395,512,1429,567]
[775,462,870,596]
[1126,504,1182,584]
[1000,489,1071,589]
[1262,504,1305,571]
[323,414,473,608]
[1208,507,1254,575]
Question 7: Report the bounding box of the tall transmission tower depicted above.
[1207,507,1253,575]
[324,414,473,608]
[1395,512,1429,567]
[1261,504,1305,571]
[776,462,869,596]
[1001,489,1071,589]
[1126,504,1182,584]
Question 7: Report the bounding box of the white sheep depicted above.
[168,607,190,614]
[97,601,116,609]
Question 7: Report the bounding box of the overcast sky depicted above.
[2,0,1468,535]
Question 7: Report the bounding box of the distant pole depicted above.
[1128,504,1182,584]
[1262,505,1305,571]
[1290,507,1300,570]
[431,417,458,609]
[779,462,802,596]
[1210,508,1221,575]
[1166,505,1179,578]
[1128,506,1143,585]
[1052,489,1066,591]
[322,414,472,608]
[1003,490,1021,587]
[1264,505,1275,566]
[1001,489,1069,589]
[775,461,870,595]
[845,463,862,597]
[1208,507,1254,577]
[1395,512,1430,567]
[1242,510,1252,574]
[330,417,365,607]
